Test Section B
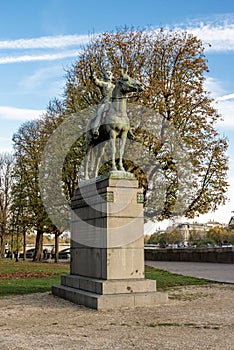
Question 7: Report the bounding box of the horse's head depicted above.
[117,72,145,94]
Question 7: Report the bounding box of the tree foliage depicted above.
[64,27,228,220]
[11,27,229,257]
[148,229,184,246]
[207,226,234,245]
[12,119,49,261]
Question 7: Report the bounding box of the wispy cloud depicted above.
[0,136,11,142]
[0,34,90,49]
[216,93,234,102]
[203,77,234,130]
[0,19,234,65]
[204,77,226,99]
[188,22,234,52]
[19,65,65,94]
[163,15,234,52]
[0,106,44,121]
[214,91,234,128]
[0,137,14,154]
[0,49,81,64]
[17,65,65,101]
[0,146,14,154]
[215,99,234,129]
[0,33,86,64]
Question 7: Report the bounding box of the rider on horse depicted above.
[85,69,144,178]
[90,70,115,137]
[90,69,135,140]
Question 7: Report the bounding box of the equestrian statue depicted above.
[85,68,144,179]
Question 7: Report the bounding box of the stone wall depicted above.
[145,247,234,263]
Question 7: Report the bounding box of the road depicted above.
[145,260,234,284]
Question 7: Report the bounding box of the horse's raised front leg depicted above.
[119,131,127,171]
[110,130,117,171]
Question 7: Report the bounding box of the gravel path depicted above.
[0,284,233,349]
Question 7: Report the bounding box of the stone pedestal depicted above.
[52,171,168,309]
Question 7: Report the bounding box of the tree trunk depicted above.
[23,227,26,260]
[11,231,14,260]
[33,229,43,261]
[0,234,5,258]
[54,231,59,263]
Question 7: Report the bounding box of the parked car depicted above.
[58,248,70,260]
[19,248,35,259]
[19,248,51,259]
[144,244,160,249]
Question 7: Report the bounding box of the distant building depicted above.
[175,223,190,243]
[228,216,234,229]
[169,221,226,244]
[206,221,226,229]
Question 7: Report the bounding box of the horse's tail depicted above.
[127,129,136,141]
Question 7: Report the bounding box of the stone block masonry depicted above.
[52,171,168,309]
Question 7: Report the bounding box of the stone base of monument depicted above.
[52,275,168,309]
[52,171,168,310]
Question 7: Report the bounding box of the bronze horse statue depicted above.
[85,71,144,179]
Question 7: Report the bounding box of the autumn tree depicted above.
[148,232,160,245]
[207,226,234,245]
[227,231,234,245]
[166,229,184,245]
[148,229,183,246]
[188,229,204,245]
[144,234,151,244]
[62,27,228,221]
[11,27,229,251]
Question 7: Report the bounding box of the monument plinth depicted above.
[52,172,168,309]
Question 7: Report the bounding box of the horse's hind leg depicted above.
[94,143,106,177]
[119,132,127,171]
[110,131,117,171]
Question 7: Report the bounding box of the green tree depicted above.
[226,230,234,245]
[12,99,77,261]
[148,232,161,244]
[148,229,184,246]
[144,234,151,244]
[165,229,184,245]
[148,232,167,246]
[157,233,167,247]
[38,99,82,261]
[12,119,51,261]
[206,226,227,245]
[189,229,204,245]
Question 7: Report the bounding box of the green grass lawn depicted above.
[0,259,70,296]
[145,265,212,290]
[0,259,212,297]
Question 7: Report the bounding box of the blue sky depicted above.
[1,0,234,228]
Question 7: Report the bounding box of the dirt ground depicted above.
[0,284,233,350]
